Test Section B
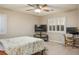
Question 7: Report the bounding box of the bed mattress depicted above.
[0,36,45,55]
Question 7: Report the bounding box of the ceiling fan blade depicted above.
[26,9,34,11]
[27,4,34,7]
[44,9,54,12]
[44,9,50,12]
[42,4,48,7]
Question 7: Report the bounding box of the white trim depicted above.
[49,39,64,45]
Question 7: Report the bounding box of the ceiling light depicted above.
[34,9,41,13]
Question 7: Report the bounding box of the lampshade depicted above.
[34,9,41,13]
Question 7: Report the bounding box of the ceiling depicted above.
[0,4,78,16]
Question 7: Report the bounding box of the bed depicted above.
[0,36,45,55]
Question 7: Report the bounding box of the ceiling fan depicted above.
[25,4,54,13]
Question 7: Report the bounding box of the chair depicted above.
[64,34,75,47]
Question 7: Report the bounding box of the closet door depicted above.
[48,16,66,43]
[0,14,7,34]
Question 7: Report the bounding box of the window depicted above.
[49,25,52,31]
[61,25,64,31]
[53,25,55,31]
[57,25,60,31]
[48,16,66,33]
[0,14,7,34]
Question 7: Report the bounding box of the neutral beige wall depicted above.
[0,8,40,39]
[78,8,79,29]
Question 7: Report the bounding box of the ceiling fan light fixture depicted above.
[34,9,41,13]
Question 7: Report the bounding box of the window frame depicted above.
[0,14,7,34]
[48,16,66,33]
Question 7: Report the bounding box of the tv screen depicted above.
[35,25,47,32]
[66,27,77,34]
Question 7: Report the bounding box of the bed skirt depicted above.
[0,48,46,55]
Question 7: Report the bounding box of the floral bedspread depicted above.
[0,36,44,55]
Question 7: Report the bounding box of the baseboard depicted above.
[49,40,64,45]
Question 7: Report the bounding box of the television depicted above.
[35,25,47,32]
[66,27,78,34]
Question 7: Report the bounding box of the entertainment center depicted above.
[34,25,48,41]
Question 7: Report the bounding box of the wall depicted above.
[40,10,78,44]
[78,7,79,29]
[0,8,40,39]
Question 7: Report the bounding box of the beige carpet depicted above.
[44,41,79,55]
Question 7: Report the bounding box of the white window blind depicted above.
[0,14,7,34]
[48,16,66,33]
